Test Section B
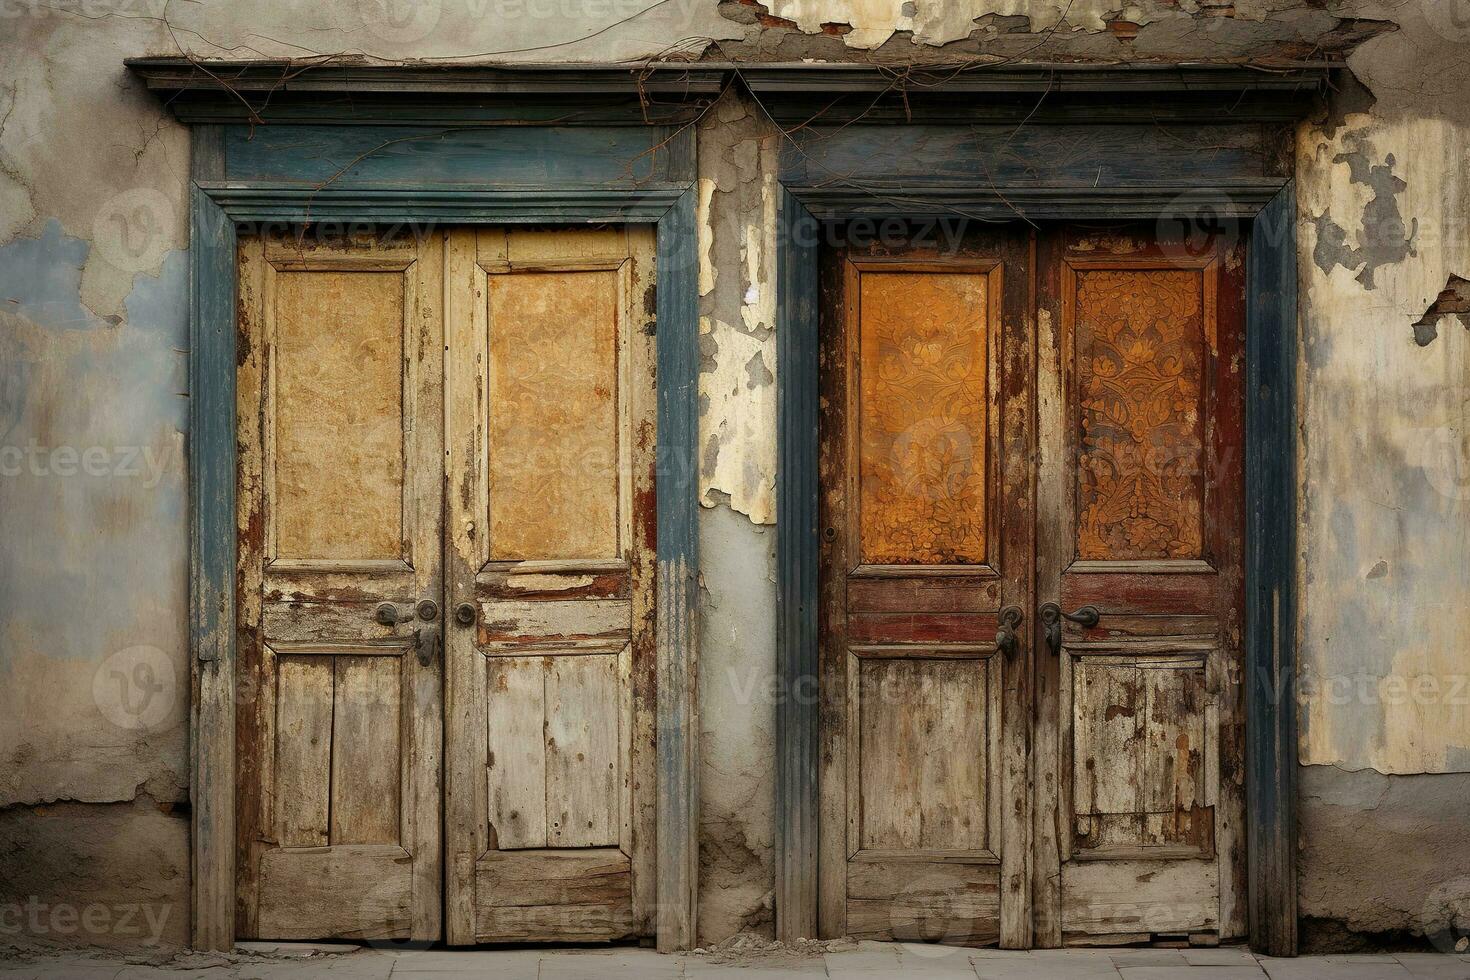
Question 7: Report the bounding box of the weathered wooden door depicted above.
[817,229,1037,947]
[817,225,1247,949]
[1032,228,1246,947]
[235,231,445,941]
[443,228,658,944]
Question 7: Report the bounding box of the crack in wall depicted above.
[1411,274,1470,347]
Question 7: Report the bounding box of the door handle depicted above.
[415,625,438,668]
[1038,602,1101,656]
[995,605,1024,659]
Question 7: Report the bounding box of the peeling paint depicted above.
[0,221,188,810]
[1299,64,1470,777]
[1311,132,1417,290]
[1411,274,1470,347]
[720,0,1387,60]
[696,91,779,526]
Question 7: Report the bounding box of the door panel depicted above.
[236,232,444,941]
[1036,229,1246,946]
[445,227,656,945]
[818,231,1035,948]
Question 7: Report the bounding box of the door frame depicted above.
[763,66,1325,957]
[127,60,715,953]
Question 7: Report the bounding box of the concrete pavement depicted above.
[3,940,1469,979]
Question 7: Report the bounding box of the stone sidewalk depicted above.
[3,942,1469,979]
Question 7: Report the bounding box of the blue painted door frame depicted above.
[169,107,703,952]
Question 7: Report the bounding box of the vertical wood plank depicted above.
[1072,663,1142,822]
[275,655,334,847]
[1245,183,1298,957]
[546,655,621,848]
[406,231,446,942]
[626,228,660,935]
[485,657,548,849]
[776,189,821,942]
[330,655,402,845]
[190,122,238,950]
[1141,664,1207,818]
[997,229,1037,949]
[1031,230,1067,946]
[816,245,850,939]
[655,189,700,952]
[444,228,487,944]
[233,232,268,939]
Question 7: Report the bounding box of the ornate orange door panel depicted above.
[817,230,1036,947]
[818,226,1247,949]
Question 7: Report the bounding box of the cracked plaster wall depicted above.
[694,90,780,942]
[2,0,1469,952]
[1290,1,1470,942]
[1297,3,1470,780]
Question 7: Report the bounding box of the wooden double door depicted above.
[233,227,658,943]
[817,225,1247,948]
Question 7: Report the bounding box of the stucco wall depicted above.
[1292,2,1470,947]
[1,0,1467,952]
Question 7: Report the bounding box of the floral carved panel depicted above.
[856,271,989,565]
[1073,268,1205,562]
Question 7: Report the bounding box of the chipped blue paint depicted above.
[0,220,114,331]
[0,223,188,679]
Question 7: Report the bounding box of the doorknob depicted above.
[995,605,1024,659]
[1038,602,1101,656]
[454,602,477,627]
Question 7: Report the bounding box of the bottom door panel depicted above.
[847,861,1001,946]
[474,849,633,942]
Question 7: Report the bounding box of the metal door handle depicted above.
[454,602,477,627]
[415,625,438,668]
[1038,603,1101,656]
[995,605,1024,659]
